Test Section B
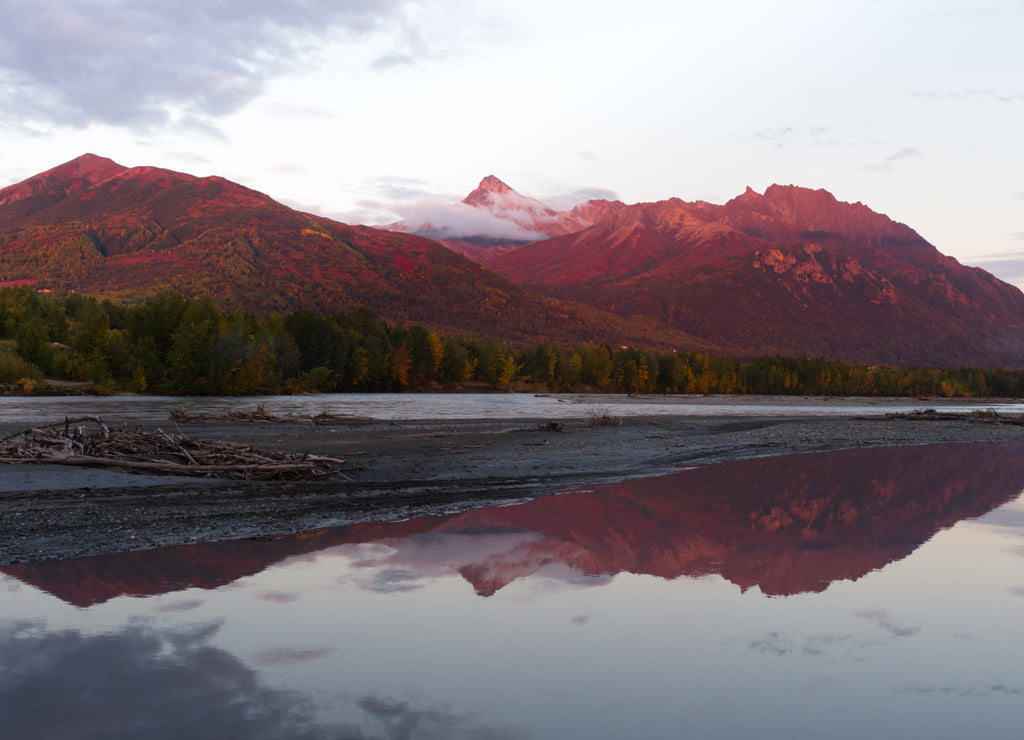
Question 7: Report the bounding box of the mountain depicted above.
[481,183,1024,366]
[389,175,591,261]
[7,441,1023,606]
[460,175,590,239]
[0,155,713,351]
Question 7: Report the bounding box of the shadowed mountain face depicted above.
[420,178,1024,366]
[0,155,710,350]
[7,441,1024,606]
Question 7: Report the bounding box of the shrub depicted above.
[583,410,621,427]
[0,349,40,383]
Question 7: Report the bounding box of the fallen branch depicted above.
[170,405,366,425]
[0,417,349,480]
[881,408,1024,426]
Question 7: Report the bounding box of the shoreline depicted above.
[4,402,1024,564]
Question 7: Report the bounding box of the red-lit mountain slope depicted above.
[484,184,1024,366]
[0,156,713,351]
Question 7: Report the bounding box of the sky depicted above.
[0,0,1022,284]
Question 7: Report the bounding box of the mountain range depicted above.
[397,176,1024,366]
[2,155,1024,366]
[0,155,709,351]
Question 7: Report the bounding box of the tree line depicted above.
[2,286,1023,398]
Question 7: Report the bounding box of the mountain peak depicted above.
[723,183,922,245]
[478,175,514,194]
[463,175,516,206]
[42,153,127,183]
[0,153,128,208]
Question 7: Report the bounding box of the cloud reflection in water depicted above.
[0,619,521,740]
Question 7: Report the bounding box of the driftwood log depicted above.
[882,408,1024,425]
[170,405,365,425]
[0,416,348,480]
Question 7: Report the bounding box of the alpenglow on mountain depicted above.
[2,155,1024,367]
[393,176,1024,367]
[0,155,710,351]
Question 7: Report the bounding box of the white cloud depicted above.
[390,198,546,241]
[863,147,926,173]
[0,0,410,130]
[544,188,620,211]
[754,125,840,150]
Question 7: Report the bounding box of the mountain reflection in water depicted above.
[8,441,1024,605]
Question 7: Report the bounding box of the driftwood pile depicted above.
[0,416,348,480]
[170,405,364,425]
[884,408,1024,425]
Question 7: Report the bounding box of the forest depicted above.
[2,286,1023,398]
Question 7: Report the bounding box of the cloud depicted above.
[0,0,410,130]
[161,150,213,166]
[264,163,310,176]
[362,566,427,593]
[366,175,437,202]
[754,125,838,149]
[256,101,345,121]
[371,53,418,70]
[388,198,548,241]
[908,89,1024,104]
[748,630,889,658]
[856,609,921,638]
[257,590,303,603]
[250,647,338,667]
[862,147,926,173]
[544,187,620,211]
[356,696,523,740]
[897,684,1024,698]
[0,618,521,739]
[152,598,205,613]
[0,619,340,738]
[374,179,614,240]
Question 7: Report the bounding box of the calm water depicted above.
[3,442,1024,738]
[0,392,1021,426]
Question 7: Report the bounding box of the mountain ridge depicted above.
[0,155,715,352]
[437,178,1024,366]
[4,156,1024,366]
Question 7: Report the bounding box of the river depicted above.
[2,440,1024,738]
[0,391,1020,426]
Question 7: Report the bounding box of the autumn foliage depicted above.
[2,287,1023,398]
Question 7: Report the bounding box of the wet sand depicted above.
[4,399,1024,564]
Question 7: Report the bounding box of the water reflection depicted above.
[5,442,1024,740]
[7,441,1024,606]
[0,620,521,740]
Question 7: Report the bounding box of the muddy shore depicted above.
[4,398,1024,564]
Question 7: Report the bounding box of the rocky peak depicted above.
[0,153,128,207]
[463,175,515,206]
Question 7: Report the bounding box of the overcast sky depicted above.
[1,0,1021,284]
